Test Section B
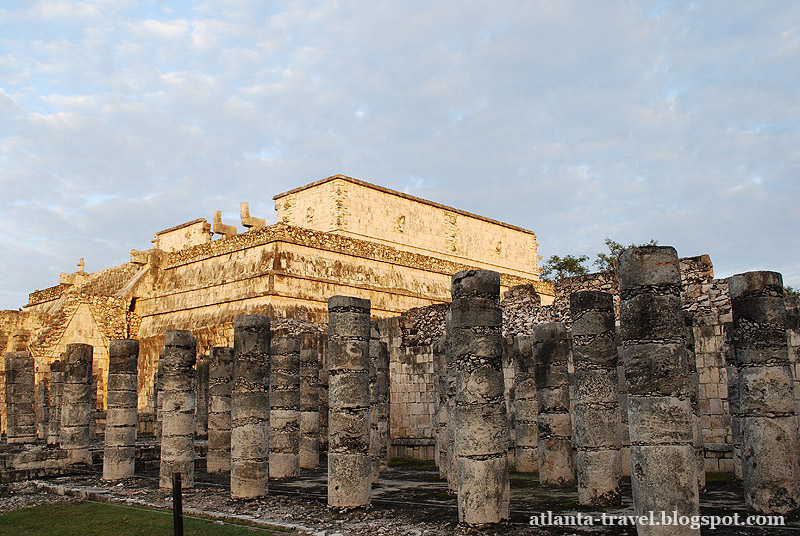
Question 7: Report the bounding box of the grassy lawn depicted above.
[0,501,293,536]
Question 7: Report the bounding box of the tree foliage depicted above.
[539,254,589,282]
[594,238,659,272]
[786,286,800,298]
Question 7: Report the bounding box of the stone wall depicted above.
[274,174,546,283]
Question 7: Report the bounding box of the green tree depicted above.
[594,238,659,272]
[786,286,800,297]
[540,254,589,282]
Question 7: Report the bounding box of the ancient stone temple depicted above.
[0,174,550,420]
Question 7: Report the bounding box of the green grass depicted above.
[0,501,293,536]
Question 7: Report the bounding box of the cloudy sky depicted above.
[1,1,798,309]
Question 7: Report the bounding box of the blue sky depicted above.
[1,1,798,309]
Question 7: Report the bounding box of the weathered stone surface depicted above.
[451,270,509,525]
[207,346,233,473]
[300,333,320,469]
[61,344,93,464]
[195,356,209,440]
[103,339,139,481]
[231,316,270,499]
[47,359,65,446]
[327,296,371,508]
[159,330,196,490]
[534,322,575,488]
[270,334,300,480]
[729,271,800,516]
[618,246,699,536]
[512,335,537,473]
[4,351,36,444]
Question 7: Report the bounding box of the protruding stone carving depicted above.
[208,346,234,474]
[451,270,510,525]
[240,202,266,229]
[231,316,271,499]
[618,246,699,536]
[213,210,237,237]
[533,322,575,487]
[159,330,197,490]
[103,339,139,481]
[61,343,94,464]
[512,335,537,473]
[570,291,621,505]
[300,333,320,469]
[729,271,800,516]
[270,334,300,480]
[327,295,372,508]
[4,351,36,444]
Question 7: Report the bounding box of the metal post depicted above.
[172,472,183,536]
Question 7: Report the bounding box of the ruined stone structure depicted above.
[728,271,800,516]
[231,316,271,499]
[195,356,209,440]
[327,296,372,508]
[61,343,93,465]
[0,175,549,426]
[103,339,139,480]
[47,359,65,445]
[533,322,575,487]
[570,291,621,506]
[207,346,233,473]
[618,246,699,536]
[269,334,301,480]
[159,330,196,490]
[299,333,320,469]
[512,335,537,473]
[451,270,510,525]
[4,351,36,444]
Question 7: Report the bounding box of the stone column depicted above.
[61,343,93,464]
[444,310,458,493]
[300,332,320,469]
[618,246,699,536]
[729,271,800,516]
[37,380,49,441]
[103,339,139,480]
[195,356,209,440]
[533,322,575,487]
[47,359,65,446]
[231,315,271,499]
[327,296,372,508]
[318,332,330,454]
[512,335,537,473]
[4,351,36,444]
[683,313,706,492]
[433,333,448,478]
[155,347,165,444]
[270,333,300,480]
[785,297,800,423]
[369,323,382,483]
[375,337,390,473]
[207,346,233,474]
[570,291,621,505]
[451,270,510,525]
[159,330,197,490]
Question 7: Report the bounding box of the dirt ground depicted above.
[2,459,799,535]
